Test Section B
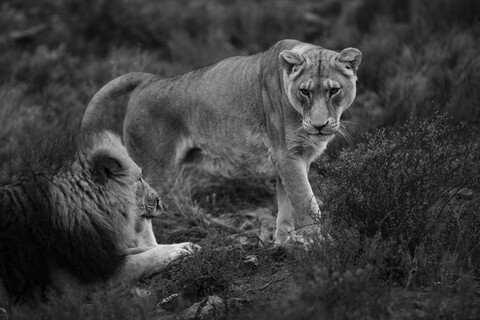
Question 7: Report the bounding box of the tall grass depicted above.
[1,0,479,143]
[1,0,479,318]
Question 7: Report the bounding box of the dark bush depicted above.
[319,114,480,284]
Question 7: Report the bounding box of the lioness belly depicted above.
[181,132,276,179]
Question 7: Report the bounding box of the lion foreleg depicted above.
[108,243,198,287]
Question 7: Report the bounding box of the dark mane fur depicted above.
[0,129,125,303]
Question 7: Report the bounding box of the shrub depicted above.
[40,290,155,320]
[319,114,480,284]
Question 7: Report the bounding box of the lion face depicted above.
[86,132,160,217]
[85,133,162,245]
[132,177,162,247]
[135,178,162,218]
[280,46,362,140]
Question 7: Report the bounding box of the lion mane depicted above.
[0,129,196,316]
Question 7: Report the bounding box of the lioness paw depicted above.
[278,232,311,247]
[275,228,331,250]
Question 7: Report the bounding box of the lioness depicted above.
[82,39,361,244]
[0,129,197,318]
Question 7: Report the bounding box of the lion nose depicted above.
[145,195,163,216]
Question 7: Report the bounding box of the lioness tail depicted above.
[81,72,155,128]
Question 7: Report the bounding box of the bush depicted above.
[319,114,480,284]
[2,0,480,318]
[40,290,155,320]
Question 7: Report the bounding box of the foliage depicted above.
[319,114,480,284]
[0,0,479,319]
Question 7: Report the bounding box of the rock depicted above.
[179,295,224,320]
[448,188,474,199]
[159,293,181,311]
[0,308,8,320]
[244,254,259,266]
[243,254,259,274]
[132,287,151,298]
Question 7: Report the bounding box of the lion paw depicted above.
[160,242,200,263]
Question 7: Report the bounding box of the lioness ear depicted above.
[337,48,362,73]
[279,50,304,73]
[90,151,124,183]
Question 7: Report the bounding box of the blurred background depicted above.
[1,2,480,318]
[0,0,479,155]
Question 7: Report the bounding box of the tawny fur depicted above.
[81,39,362,245]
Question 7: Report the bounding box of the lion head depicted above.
[0,128,162,305]
[279,44,362,140]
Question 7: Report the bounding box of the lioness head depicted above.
[280,44,362,139]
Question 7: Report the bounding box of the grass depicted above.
[1,0,479,319]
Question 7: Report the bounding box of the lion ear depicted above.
[90,151,124,183]
[279,50,304,73]
[337,48,362,73]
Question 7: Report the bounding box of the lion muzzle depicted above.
[145,195,163,217]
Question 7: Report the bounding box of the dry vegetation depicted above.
[1,0,480,319]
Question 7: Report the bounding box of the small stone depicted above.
[448,188,474,198]
[0,308,8,320]
[244,255,259,268]
[132,287,151,297]
[179,296,224,320]
[159,293,180,311]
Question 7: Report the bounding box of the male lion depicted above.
[0,129,197,318]
[81,39,362,245]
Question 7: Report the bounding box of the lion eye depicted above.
[299,88,310,96]
[330,88,339,95]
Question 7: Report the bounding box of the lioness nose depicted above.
[313,120,330,131]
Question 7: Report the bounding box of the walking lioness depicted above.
[82,39,362,244]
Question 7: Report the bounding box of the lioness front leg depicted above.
[274,177,295,245]
[109,243,198,286]
[275,157,320,245]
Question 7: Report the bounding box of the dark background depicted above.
[1,1,480,319]
[1,0,479,153]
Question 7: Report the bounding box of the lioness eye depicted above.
[299,88,310,96]
[330,88,339,95]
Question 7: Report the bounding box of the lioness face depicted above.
[280,46,362,139]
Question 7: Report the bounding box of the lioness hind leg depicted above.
[124,116,184,195]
